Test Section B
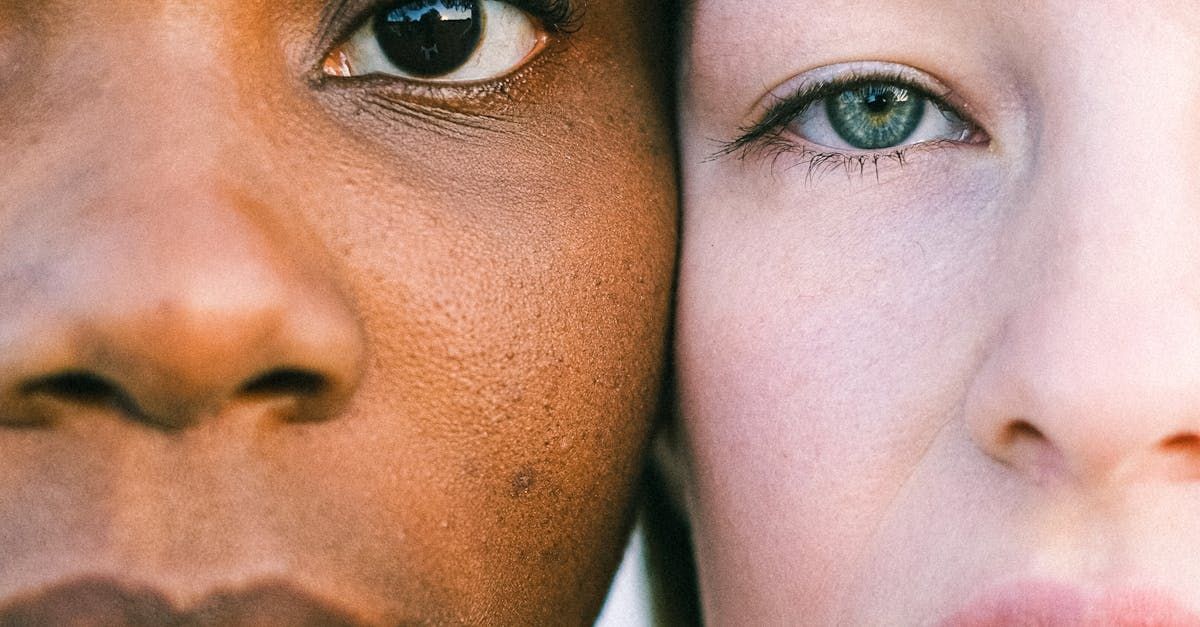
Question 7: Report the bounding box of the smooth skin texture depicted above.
[0,0,675,623]
[675,0,1200,624]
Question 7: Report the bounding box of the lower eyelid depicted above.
[751,139,980,188]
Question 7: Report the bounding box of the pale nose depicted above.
[962,80,1200,487]
[966,282,1200,487]
[0,187,366,431]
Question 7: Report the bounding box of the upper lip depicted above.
[0,577,371,626]
[941,581,1200,627]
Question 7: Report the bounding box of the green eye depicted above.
[826,84,925,150]
[786,79,975,152]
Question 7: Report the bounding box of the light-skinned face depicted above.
[676,1,1200,624]
[0,1,675,624]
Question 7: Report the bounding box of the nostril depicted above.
[1002,419,1047,447]
[1153,433,1200,481]
[238,368,329,398]
[236,368,340,424]
[1160,432,1200,451]
[996,418,1067,484]
[20,371,142,417]
[9,368,339,429]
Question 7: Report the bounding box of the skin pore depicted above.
[675,1,1200,624]
[0,0,675,624]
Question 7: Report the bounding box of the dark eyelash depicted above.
[519,0,583,33]
[712,71,961,166]
[733,141,960,187]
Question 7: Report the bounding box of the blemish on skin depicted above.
[510,467,535,497]
[538,545,564,565]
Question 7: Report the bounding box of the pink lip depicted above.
[0,577,370,626]
[942,581,1200,627]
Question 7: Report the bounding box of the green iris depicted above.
[825,84,925,150]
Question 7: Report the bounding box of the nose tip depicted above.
[0,191,366,431]
[966,304,1200,487]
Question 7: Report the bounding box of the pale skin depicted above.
[0,1,675,624]
[674,1,1200,624]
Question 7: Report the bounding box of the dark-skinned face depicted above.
[0,0,675,623]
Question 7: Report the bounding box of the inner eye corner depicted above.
[322,46,353,78]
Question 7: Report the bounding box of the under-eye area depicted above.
[715,62,990,183]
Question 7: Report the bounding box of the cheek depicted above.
[676,153,1008,619]
[272,109,676,619]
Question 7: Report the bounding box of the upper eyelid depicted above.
[748,62,970,120]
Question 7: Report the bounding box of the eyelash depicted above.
[715,71,982,182]
[509,0,581,33]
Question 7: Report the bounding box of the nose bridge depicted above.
[1028,1,1200,215]
[52,2,246,181]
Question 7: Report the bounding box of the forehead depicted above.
[687,0,1200,53]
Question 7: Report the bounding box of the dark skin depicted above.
[0,0,675,623]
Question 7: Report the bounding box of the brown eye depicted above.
[373,0,482,77]
[324,0,546,83]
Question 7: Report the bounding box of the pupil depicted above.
[863,90,892,114]
[373,0,482,77]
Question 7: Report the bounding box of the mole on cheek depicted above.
[510,467,535,498]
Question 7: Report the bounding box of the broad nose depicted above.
[0,180,366,430]
[0,4,366,430]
